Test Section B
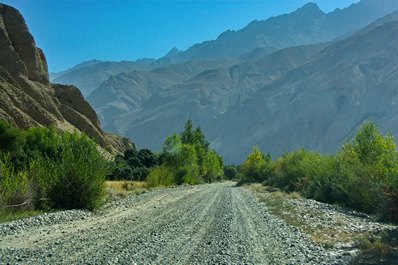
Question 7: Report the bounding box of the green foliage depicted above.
[108,148,159,181]
[269,149,319,192]
[147,165,175,187]
[240,121,398,222]
[0,155,31,209]
[148,119,223,187]
[37,132,109,210]
[0,120,24,154]
[0,119,110,211]
[239,146,273,184]
[202,150,223,183]
[224,165,238,180]
[181,119,195,145]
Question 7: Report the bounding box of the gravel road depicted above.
[1,182,343,264]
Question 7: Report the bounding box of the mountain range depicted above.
[51,0,398,163]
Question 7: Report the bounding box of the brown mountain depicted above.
[0,4,132,153]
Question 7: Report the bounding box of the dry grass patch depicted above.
[105,181,148,199]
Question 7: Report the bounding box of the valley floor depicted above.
[0,182,395,264]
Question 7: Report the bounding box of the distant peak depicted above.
[296,2,323,14]
[166,47,179,56]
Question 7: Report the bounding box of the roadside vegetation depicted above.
[147,119,224,187]
[0,119,225,221]
[105,180,148,199]
[0,120,109,220]
[238,121,398,223]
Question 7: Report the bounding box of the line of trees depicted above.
[238,121,398,223]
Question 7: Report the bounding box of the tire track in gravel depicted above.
[0,182,343,264]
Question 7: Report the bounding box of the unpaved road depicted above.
[0,182,342,264]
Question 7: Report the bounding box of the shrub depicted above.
[0,120,24,154]
[37,132,109,210]
[239,146,273,184]
[0,155,31,210]
[269,149,310,192]
[147,165,175,187]
[224,165,238,180]
[108,148,159,181]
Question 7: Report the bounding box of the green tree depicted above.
[181,119,195,145]
[240,146,273,184]
[0,120,24,153]
[224,165,238,180]
[203,150,223,183]
[193,127,209,150]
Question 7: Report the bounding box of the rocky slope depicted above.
[87,59,237,131]
[51,59,156,97]
[45,1,398,162]
[0,4,132,154]
[208,17,398,162]
[103,44,326,149]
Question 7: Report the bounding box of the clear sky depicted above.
[2,0,359,73]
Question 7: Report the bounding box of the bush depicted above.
[268,149,311,192]
[33,132,109,210]
[108,148,159,181]
[239,146,273,184]
[147,165,175,187]
[0,155,31,210]
[239,120,398,221]
[224,165,238,180]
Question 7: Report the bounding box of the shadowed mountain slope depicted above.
[208,18,398,163]
[96,44,326,151]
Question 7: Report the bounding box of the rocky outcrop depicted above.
[0,4,132,154]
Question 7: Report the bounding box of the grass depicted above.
[0,181,148,223]
[246,183,391,251]
[105,181,148,200]
[0,209,46,223]
[251,184,310,231]
[351,231,398,265]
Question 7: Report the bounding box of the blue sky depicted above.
[2,0,359,72]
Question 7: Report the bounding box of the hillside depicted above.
[209,18,398,162]
[0,4,132,154]
[47,1,398,163]
[98,44,326,149]
[87,59,237,131]
[90,10,398,163]
[51,59,155,97]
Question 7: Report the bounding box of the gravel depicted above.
[1,182,351,264]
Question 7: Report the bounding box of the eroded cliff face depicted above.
[0,4,133,154]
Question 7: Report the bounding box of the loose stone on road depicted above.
[1,182,343,264]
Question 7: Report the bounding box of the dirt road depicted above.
[0,182,340,264]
